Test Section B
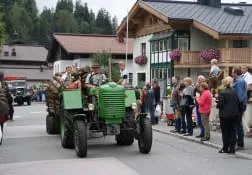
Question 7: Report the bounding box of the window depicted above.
[141,43,146,56]
[163,39,167,51]
[178,38,189,50]
[129,73,133,85]
[233,40,248,48]
[155,41,159,52]
[137,73,146,88]
[159,40,163,51]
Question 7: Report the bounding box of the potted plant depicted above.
[135,56,147,65]
[169,49,182,62]
[199,48,220,63]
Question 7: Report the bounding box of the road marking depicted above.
[0,158,139,175]
[29,111,46,114]
[13,115,22,119]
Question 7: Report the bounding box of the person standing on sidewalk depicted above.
[181,77,195,136]
[241,65,252,100]
[196,82,212,141]
[170,76,184,133]
[232,66,247,150]
[152,80,160,107]
[217,76,240,154]
[194,75,206,138]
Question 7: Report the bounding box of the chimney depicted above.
[11,48,16,56]
[198,0,221,8]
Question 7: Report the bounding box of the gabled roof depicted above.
[0,45,47,62]
[117,0,252,39]
[142,0,252,35]
[52,33,133,54]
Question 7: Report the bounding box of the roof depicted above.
[53,33,133,54]
[0,45,48,62]
[142,0,252,35]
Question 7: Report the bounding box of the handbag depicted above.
[180,97,188,108]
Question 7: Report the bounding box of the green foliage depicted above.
[1,0,118,46]
[0,13,4,46]
[55,10,78,33]
[92,51,121,82]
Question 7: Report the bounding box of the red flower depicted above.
[169,49,181,61]
[199,49,220,62]
[135,56,147,65]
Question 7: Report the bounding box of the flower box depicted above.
[135,56,147,65]
[169,49,181,61]
[199,48,220,63]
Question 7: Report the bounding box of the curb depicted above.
[153,127,252,160]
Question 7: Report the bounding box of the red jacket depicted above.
[196,90,212,114]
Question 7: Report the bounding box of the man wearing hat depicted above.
[85,64,106,88]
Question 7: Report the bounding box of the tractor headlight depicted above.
[131,103,137,110]
[88,104,95,111]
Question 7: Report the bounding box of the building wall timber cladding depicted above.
[133,35,153,87]
[190,26,217,50]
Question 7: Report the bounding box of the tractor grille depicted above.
[99,91,125,119]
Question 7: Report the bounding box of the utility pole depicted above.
[109,48,112,81]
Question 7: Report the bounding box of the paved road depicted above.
[0,103,252,175]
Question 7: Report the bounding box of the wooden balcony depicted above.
[174,48,252,68]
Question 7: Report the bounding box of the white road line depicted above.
[29,111,46,114]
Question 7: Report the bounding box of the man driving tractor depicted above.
[85,64,107,88]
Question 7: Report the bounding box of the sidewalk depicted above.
[153,122,252,159]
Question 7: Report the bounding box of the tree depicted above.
[7,2,33,42]
[56,0,74,13]
[54,9,78,33]
[0,13,4,46]
[96,8,113,35]
[92,51,120,82]
[112,16,118,34]
[38,8,54,48]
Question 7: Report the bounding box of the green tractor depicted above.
[59,82,152,157]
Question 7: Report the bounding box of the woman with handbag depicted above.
[180,77,195,136]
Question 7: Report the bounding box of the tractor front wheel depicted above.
[138,118,152,154]
[74,120,87,158]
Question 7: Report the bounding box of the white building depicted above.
[47,33,133,83]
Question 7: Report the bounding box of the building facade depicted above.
[117,0,252,96]
[0,44,52,86]
[47,33,133,81]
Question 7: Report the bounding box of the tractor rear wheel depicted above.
[46,115,55,134]
[138,118,152,154]
[74,120,87,158]
[60,102,74,148]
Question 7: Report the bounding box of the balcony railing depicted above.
[175,48,252,67]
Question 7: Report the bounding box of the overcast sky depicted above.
[36,0,252,23]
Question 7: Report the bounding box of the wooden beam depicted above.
[135,23,171,37]
[116,0,141,36]
[219,35,252,40]
[130,18,144,24]
[193,21,219,39]
[139,1,168,23]
[225,40,229,48]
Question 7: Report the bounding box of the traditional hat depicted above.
[91,64,101,68]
